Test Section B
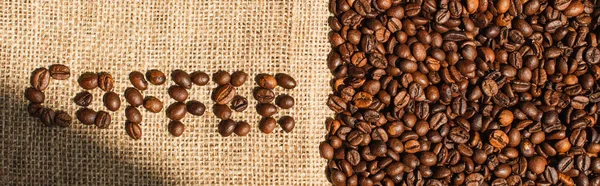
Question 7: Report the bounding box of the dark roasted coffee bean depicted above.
[53,110,72,127]
[171,70,192,89]
[168,120,185,137]
[97,72,114,91]
[257,74,277,89]
[125,106,142,123]
[124,87,143,107]
[39,108,55,127]
[213,71,231,86]
[168,85,188,102]
[48,64,70,80]
[27,103,43,117]
[254,88,275,104]
[230,95,248,112]
[279,116,295,133]
[212,84,236,104]
[24,87,44,103]
[125,121,142,140]
[74,91,93,107]
[276,94,294,109]
[259,117,277,134]
[256,103,277,117]
[146,69,166,85]
[76,108,97,125]
[129,71,148,90]
[275,73,297,89]
[142,96,162,113]
[166,102,186,121]
[234,121,251,136]
[94,111,111,129]
[103,92,121,111]
[190,71,210,86]
[230,71,248,87]
[186,100,205,116]
[213,104,232,120]
[78,72,98,90]
[31,68,50,90]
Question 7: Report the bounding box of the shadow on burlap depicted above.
[0,1,331,185]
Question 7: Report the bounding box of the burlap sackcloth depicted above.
[0,1,331,185]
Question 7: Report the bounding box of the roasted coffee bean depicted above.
[124,87,143,107]
[125,106,142,123]
[320,142,334,160]
[146,69,166,85]
[103,92,121,111]
[234,121,251,136]
[254,88,275,103]
[213,104,232,120]
[48,64,70,80]
[230,71,248,87]
[218,119,236,137]
[129,71,148,90]
[275,73,297,89]
[276,94,294,109]
[257,74,277,89]
[229,95,248,112]
[125,122,142,140]
[171,70,192,89]
[279,116,295,133]
[98,72,114,91]
[76,108,97,125]
[166,102,186,121]
[168,85,188,102]
[53,110,72,127]
[74,91,93,107]
[213,71,231,86]
[143,96,162,113]
[39,108,55,127]
[27,103,43,117]
[190,71,210,86]
[490,130,509,149]
[168,120,186,137]
[78,72,98,90]
[31,68,50,90]
[212,84,236,104]
[186,100,205,116]
[95,111,111,129]
[259,117,277,134]
[256,103,278,117]
[24,87,44,103]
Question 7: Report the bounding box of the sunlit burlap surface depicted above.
[0,1,331,185]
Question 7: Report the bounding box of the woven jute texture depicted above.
[0,1,331,185]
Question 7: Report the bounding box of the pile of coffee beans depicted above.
[253,73,297,134]
[323,0,600,185]
[75,71,117,129]
[26,65,73,127]
[25,67,298,139]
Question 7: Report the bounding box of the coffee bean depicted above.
[39,108,55,127]
[53,110,72,127]
[234,121,251,136]
[213,104,232,120]
[218,119,236,137]
[490,130,509,149]
[253,88,275,103]
[256,103,278,117]
[320,142,334,160]
[125,121,142,140]
[76,108,97,125]
[48,64,70,80]
[275,94,294,109]
[259,117,277,134]
[529,155,548,174]
[125,106,142,123]
[275,73,296,89]
[213,71,231,86]
[166,102,186,121]
[190,71,209,86]
[230,71,248,87]
[230,95,248,112]
[168,85,188,102]
[146,69,166,85]
[278,116,295,133]
[257,74,277,89]
[95,111,111,129]
[103,92,121,111]
[171,70,192,89]
[124,87,143,107]
[97,72,114,91]
[30,68,50,91]
[186,100,205,116]
[212,84,236,104]
[168,120,186,137]
[78,72,98,90]
[143,96,162,113]
[27,103,43,117]
[129,71,148,90]
[24,87,45,103]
